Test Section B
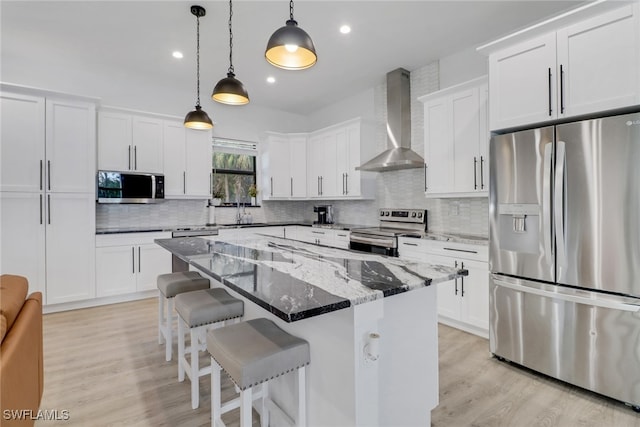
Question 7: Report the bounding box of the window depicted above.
[212,139,257,206]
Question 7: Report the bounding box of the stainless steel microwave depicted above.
[97,171,164,204]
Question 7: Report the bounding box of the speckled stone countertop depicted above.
[96,222,366,234]
[155,235,467,322]
[404,232,489,246]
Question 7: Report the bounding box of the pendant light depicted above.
[212,0,249,105]
[265,0,317,70]
[212,1,249,105]
[184,5,213,130]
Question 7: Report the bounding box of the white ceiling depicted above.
[1,1,583,116]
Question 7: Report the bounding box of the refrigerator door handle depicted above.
[555,140,567,275]
[492,276,640,313]
[542,142,553,258]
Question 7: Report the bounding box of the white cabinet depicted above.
[0,88,97,306]
[98,110,164,173]
[488,3,640,130]
[95,232,172,297]
[419,77,488,197]
[306,118,374,199]
[398,238,489,337]
[262,133,307,200]
[163,120,212,199]
[1,92,96,194]
[292,227,350,249]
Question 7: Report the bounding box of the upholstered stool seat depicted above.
[207,318,310,427]
[157,271,210,361]
[175,288,244,409]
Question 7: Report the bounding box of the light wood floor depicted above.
[36,298,639,427]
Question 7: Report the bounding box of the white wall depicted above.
[438,46,488,89]
[307,88,376,130]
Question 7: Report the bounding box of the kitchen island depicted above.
[156,235,467,426]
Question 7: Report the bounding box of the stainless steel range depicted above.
[350,209,427,257]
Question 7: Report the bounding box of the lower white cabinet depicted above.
[0,192,95,305]
[398,237,489,337]
[95,232,171,297]
[293,226,350,249]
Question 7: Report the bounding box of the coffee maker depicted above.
[313,205,334,224]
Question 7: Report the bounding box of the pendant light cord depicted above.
[289,0,294,20]
[196,13,201,107]
[228,0,234,74]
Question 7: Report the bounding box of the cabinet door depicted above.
[96,246,136,297]
[45,193,96,304]
[137,244,172,291]
[185,128,212,198]
[427,254,462,321]
[459,259,489,332]
[98,111,132,171]
[0,192,46,298]
[267,136,290,198]
[163,121,187,197]
[306,137,323,197]
[557,4,640,117]
[345,124,361,197]
[289,136,307,198]
[335,128,349,196]
[132,116,163,173]
[451,88,480,193]
[477,84,489,192]
[0,92,45,192]
[489,32,556,130]
[318,133,338,197]
[424,97,453,194]
[46,99,96,193]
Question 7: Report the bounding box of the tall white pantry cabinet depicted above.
[0,88,97,305]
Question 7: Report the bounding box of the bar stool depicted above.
[175,288,244,409]
[207,318,310,427]
[157,271,210,361]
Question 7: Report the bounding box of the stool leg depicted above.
[211,358,222,427]
[158,292,164,344]
[240,387,252,427]
[298,366,306,427]
[165,297,174,362]
[190,327,199,409]
[178,317,185,382]
[261,381,269,427]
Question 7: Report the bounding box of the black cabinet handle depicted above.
[345,173,348,195]
[132,247,135,274]
[183,171,186,194]
[134,146,138,170]
[138,246,141,273]
[473,157,478,190]
[290,177,293,196]
[47,160,51,190]
[560,64,565,114]
[39,194,43,225]
[460,262,465,297]
[454,260,458,296]
[128,146,131,170]
[480,156,485,190]
[270,177,273,196]
[47,194,51,224]
[548,68,553,116]
[40,160,43,190]
[424,163,428,191]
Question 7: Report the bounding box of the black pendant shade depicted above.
[212,72,249,105]
[184,5,213,130]
[212,0,249,105]
[265,0,316,70]
[184,105,213,130]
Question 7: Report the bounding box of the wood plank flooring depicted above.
[36,298,639,426]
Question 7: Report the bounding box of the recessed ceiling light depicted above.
[266,76,276,84]
[340,25,351,34]
[172,51,184,59]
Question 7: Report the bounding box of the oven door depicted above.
[349,233,397,257]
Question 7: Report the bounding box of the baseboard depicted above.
[438,317,489,339]
[43,290,157,314]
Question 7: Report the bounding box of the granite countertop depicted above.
[400,232,489,246]
[155,235,466,322]
[96,222,368,235]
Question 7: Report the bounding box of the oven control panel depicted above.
[379,209,427,224]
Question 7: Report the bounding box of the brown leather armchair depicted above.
[0,275,44,427]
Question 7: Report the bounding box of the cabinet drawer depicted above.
[96,231,171,247]
[398,237,488,262]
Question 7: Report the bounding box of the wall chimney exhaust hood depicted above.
[357,68,424,172]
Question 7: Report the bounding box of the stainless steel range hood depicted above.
[357,68,424,172]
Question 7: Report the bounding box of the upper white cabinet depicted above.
[487,3,640,130]
[306,118,375,199]
[98,110,164,173]
[163,120,212,199]
[419,77,488,198]
[261,133,307,199]
[1,92,96,193]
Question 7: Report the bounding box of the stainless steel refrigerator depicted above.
[489,111,640,410]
